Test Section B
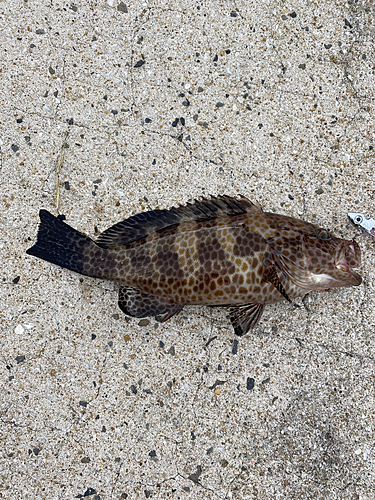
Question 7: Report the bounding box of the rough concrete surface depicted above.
[1,1,375,499]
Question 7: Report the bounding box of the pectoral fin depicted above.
[118,286,183,320]
[263,265,293,303]
[229,303,265,336]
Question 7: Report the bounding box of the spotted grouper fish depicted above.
[26,196,362,335]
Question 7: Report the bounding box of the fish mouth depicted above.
[333,240,362,286]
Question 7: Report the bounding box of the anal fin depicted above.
[119,286,183,321]
[229,303,265,336]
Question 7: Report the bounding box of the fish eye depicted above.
[317,230,331,240]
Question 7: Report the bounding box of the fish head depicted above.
[300,228,362,290]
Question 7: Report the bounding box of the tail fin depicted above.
[26,210,97,276]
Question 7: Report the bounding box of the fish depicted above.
[348,212,375,237]
[26,195,362,336]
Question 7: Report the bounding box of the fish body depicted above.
[348,212,375,237]
[27,196,362,335]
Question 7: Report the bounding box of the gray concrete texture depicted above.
[1,0,375,498]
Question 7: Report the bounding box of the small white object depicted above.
[15,325,25,335]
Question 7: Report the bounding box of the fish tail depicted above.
[26,210,104,277]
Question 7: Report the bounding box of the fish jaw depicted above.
[304,238,362,290]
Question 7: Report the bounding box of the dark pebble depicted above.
[299,63,306,70]
[13,276,20,284]
[206,446,213,455]
[315,188,324,195]
[281,14,287,20]
[64,181,70,190]
[16,118,23,123]
[145,118,152,123]
[182,99,190,106]
[262,377,270,385]
[81,457,90,463]
[123,363,128,369]
[188,465,202,483]
[9,376,14,381]
[159,341,164,348]
[167,346,175,356]
[111,110,118,115]
[230,11,237,17]
[370,146,373,150]
[180,117,185,126]
[218,364,222,371]
[183,486,190,492]
[344,19,353,29]
[145,491,151,499]
[324,43,332,49]
[289,11,297,18]
[36,29,45,34]
[11,144,19,152]
[49,66,55,75]
[186,135,191,141]
[179,93,185,97]
[247,377,255,391]
[16,355,25,364]
[177,133,183,142]
[33,447,41,456]
[66,118,74,125]
[232,339,238,355]
[148,450,156,457]
[288,194,294,200]
[79,401,88,407]
[258,123,263,128]
[102,426,106,432]
[202,122,208,128]
[103,95,108,100]
[216,102,224,108]
[130,385,137,394]
[152,159,156,165]
[112,313,119,320]
[121,494,128,499]
[197,86,204,92]
[134,60,145,68]
[138,319,150,326]
[117,2,128,13]
[70,5,78,12]
[213,54,218,62]
[226,49,231,54]
[91,334,96,340]
[172,118,179,127]
[83,488,97,497]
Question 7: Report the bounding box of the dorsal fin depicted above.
[96,195,260,248]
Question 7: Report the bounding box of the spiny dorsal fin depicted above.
[96,195,260,248]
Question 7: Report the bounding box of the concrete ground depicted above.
[1,1,375,499]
